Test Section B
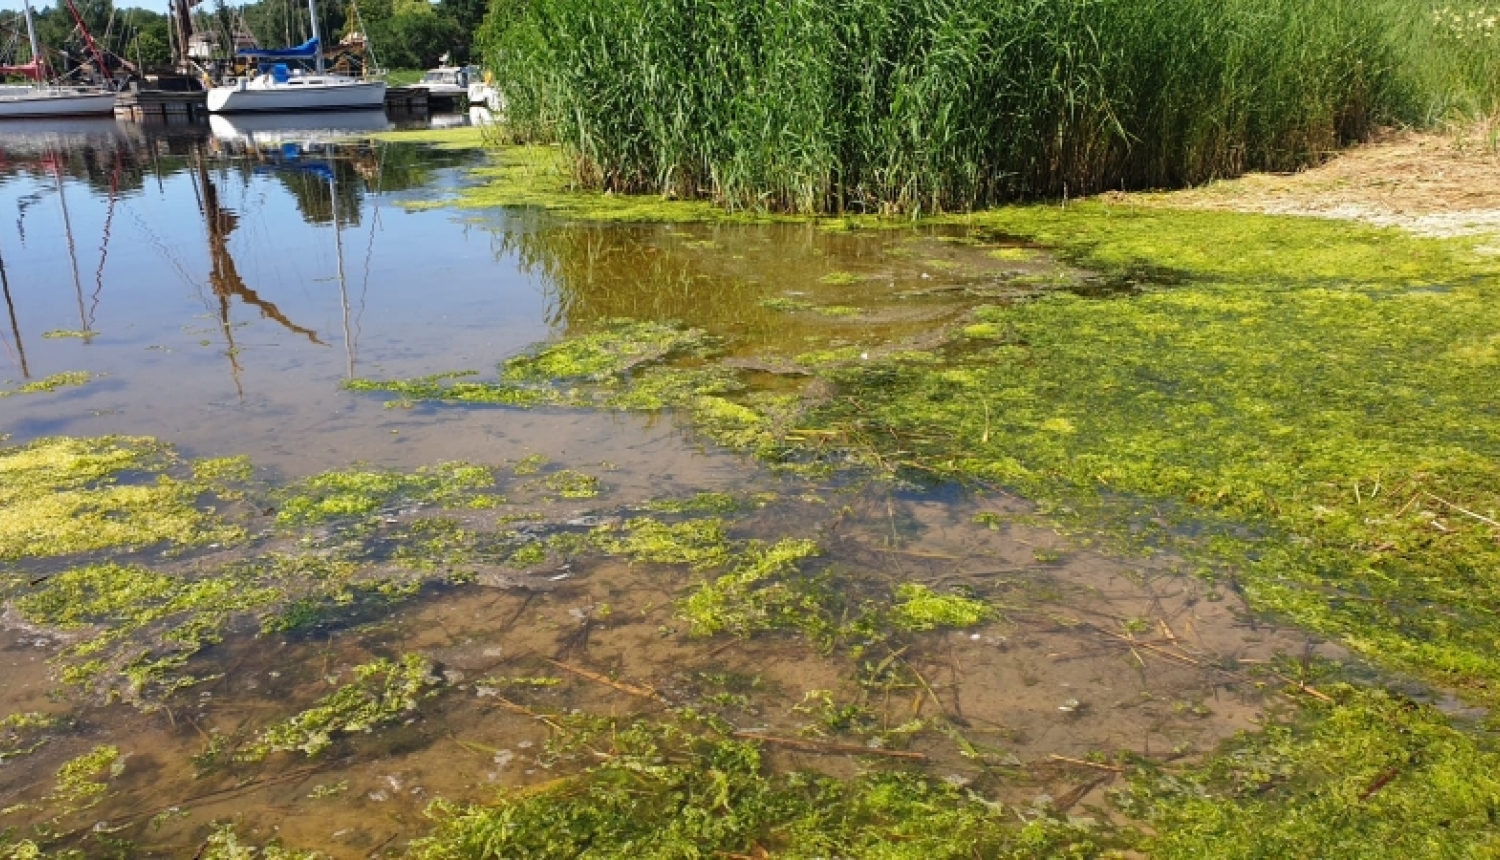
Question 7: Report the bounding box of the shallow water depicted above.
[0,117,1337,856]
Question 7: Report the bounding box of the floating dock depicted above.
[115,86,460,121]
[115,90,209,122]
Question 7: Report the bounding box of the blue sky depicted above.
[0,1,172,12]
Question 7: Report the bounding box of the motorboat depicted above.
[206,0,385,114]
[0,1,115,119]
[411,65,477,98]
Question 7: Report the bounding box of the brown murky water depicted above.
[0,118,1337,856]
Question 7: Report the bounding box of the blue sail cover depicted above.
[237,37,320,60]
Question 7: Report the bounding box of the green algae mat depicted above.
[5,135,1500,857]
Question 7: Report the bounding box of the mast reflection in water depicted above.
[0,118,550,465]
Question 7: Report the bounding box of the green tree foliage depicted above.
[224,0,477,69]
[0,2,171,74]
[368,8,460,69]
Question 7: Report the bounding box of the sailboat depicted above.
[206,0,385,113]
[0,0,115,118]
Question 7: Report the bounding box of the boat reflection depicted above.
[207,110,392,149]
[0,117,134,156]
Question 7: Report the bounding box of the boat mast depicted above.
[62,0,112,87]
[20,0,43,83]
[306,0,324,72]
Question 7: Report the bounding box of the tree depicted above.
[130,29,169,67]
[368,9,459,69]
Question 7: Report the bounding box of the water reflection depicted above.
[504,220,1084,361]
[0,120,546,472]
[0,117,1090,477]
[0,231,25,378]
[194,145,326,396]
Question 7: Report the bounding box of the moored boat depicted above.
[0,0,115,119]
[206,62,386,113]
[411,64,477,98]
[206,0,385,114]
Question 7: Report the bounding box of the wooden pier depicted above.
[115,89,209,122]
[113,85,461,122]
[384,87,467,113]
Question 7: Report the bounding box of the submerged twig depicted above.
[1047,754,1125,773]
[1359,766,1401,801]
[1423,492,1500,530]
[545,658,665,703]
[489,694,567,731]
[115,765,322,826]
[731,731,927,760]
[1266,670,1335,703]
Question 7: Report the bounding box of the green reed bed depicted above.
[481,0,1500,214]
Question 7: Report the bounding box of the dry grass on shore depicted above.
[1119,124,1500,243]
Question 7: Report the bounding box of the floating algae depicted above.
[327,200,1500,854]
[0,371,90,398]
[276,463,499,525]
[410,718,1106,860]
[0,436,242,562]
[238,654,440,761]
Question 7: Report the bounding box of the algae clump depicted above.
[199,825,327,860]
[277,463,496,525]
[0,436,241,561]
[411,719,1103,860]
[889,583,995,631]
[0,371,90,398]
[240,654,439,760]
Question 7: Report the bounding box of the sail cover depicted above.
[0,59,45,81]
[237,37,319,60]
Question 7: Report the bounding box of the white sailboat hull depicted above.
[0,89,115,118]
[207,79,386,113]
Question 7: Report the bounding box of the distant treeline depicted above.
[481,0,1500,213]
[0,0,486,74]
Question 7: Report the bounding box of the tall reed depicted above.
[481,0,1500,214]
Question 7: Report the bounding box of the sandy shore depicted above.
[1113,125,1500,247]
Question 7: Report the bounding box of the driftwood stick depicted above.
[490,694,567,731]
[1048,754,1125,773]
[1424,492,1500,529]
[732,732,927,760]
[545,658,665,703]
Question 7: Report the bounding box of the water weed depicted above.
[1124,688,1500,858]
[412,719,1106,859]
[239,654,439,760]
[889,584,995,632]
[0,436,241,562]
[0,371,90,398]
